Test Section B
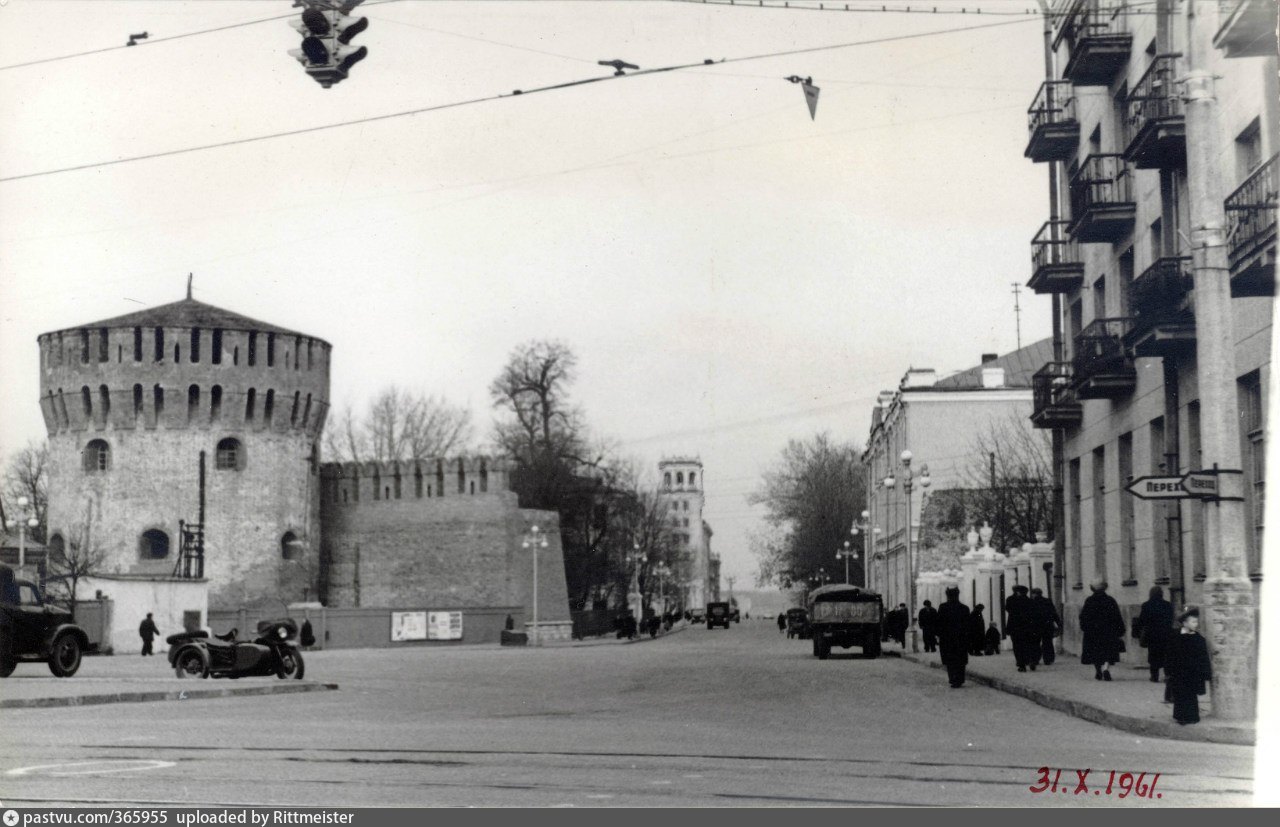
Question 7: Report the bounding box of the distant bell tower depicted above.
[658,456,710,609]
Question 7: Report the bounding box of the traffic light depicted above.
[287,1,368,89]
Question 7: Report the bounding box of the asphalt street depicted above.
[0,621,1254,807]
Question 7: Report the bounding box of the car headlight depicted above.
[278,627,288,639]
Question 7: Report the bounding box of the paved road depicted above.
[0,621,1253,806]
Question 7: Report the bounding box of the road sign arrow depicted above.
[1125,475,1191,500]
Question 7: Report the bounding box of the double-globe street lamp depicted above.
[838,510,879,586]
[5,496,40,571]
[883,450,930,652]
[521,523,549,646]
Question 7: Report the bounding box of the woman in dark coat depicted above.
[936,587,971,688]
[1133,585,1174,683]
[1166,607,1212,725]
[1079,580,1126,680]
[968,604,987,656]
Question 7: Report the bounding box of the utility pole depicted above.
[1180,0,1255,720]
[1011,282,1023,349]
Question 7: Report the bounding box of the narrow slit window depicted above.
[212,329,223,364]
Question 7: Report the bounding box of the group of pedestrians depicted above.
[1003,585,1061,671]
[1133,585,1213,725]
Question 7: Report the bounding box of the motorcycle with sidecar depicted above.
[166,618,304,680]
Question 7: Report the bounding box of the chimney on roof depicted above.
[901,368,938,389]
[981,367,1006,388]
[981,353,998,364]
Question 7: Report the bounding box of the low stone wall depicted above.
[209,605,520,649]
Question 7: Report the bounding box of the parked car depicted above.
[808,585,884,660]
[690,608,706,624]
[0,563,91,678]
[785,607,810,639]
[706,602,732,629]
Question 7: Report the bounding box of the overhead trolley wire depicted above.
[0,14,1037,185]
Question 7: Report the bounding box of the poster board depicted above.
[428,611,463,640]
[390,611,427,642]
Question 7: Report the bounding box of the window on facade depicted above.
[212,329,223,365]
[267,333,276,367]
[1240,372,1265,575]
[689,473,696,487]
[290,391,300,427]
[295,336,302,371]
[216,437,242,470]
[190,328,200,363]
[83,439,110,472]
[80,330,90,363]
[154,328,164,362]
[264,389,275,425]
[415,465,424,498]
[1237,118,1263,181]
[210,385,222,422]
[139,529,169,560]
[133,327,143,362]
[98,328,108,363]
[248,332,257,366]
[393,469,402,499]
[281,532,301,560]
[457,459,466,494]
[1092,276,1107,321]
[307,340,314,370]
[302,394,312,429]
[373,470,382,500]
[187,385,200,425]
[81,386,92,420]
[436,460,445,497]
[98,384,110,427]
[153,385,165,424]
[1187,400,1206,579]
[245,388,256,423]
[133,384,143,424]
[676,472,684,486]
[664,472,671,487]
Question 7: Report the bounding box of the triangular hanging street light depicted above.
[785,75,820,121]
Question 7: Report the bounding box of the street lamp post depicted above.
[521,524,548,646]
[883,450,930,652]
[5,496,40,572]
[848,510,878,587]
[836,541,858,585]
[627,544,647,625]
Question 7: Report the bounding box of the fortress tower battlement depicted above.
[319,456,513,505]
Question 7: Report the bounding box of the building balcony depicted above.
[1126,256,1196,357]
[1214,0,1279,58]
[1028,220,1084,294]
[1068,154,1136,243]
[1054,0,1133,86]
[1031,362,1082,430]
[1226,153,1278,298]
[1072,317,1137,399]
[1123,54,1185,170]
[1025,81,1079,163]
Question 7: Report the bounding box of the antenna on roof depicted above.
[1011,282,1022,350]
[186,273,193,300]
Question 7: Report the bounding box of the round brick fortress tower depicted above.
[37,293,330,609]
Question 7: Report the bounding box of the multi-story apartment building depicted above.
[1023,1,1274,676]
[659,457,717,608]
[864,340,1052,611]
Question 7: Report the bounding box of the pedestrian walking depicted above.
[300,618,316,649]
[937,587,970,688]
[1005,584,1040,672]
[1133,585,1174,684]
[777,613,787,634]
[918,600,938,653]
[1029,587,1060,665]
[984,622,1001,656]
[138,613,160,657]
[968,604,987,656]
[893,604,909,647]
[1166,607,1212,725]
[1079,580,1125,681]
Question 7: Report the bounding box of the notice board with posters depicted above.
[390,611,428,642]
[428,611,463,640]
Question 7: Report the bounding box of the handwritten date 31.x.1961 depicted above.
[1030,767,1163,800]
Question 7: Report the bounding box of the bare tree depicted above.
[2,440,49,544]
[323,387,472,464]
[963,412,1053,553]
[45,515,107,619]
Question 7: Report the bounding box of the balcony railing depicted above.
[1031,362,1082,430]
[1124,54,1185,169]
[1128,256,1197,356]
[1226,152,1279,297]
[1029,220,1084,293]
[1072,317,1137,399]
[1069,154,1136,242]
[1026,81,1079,163]
[1055,0,1133,86]
[1214,0,1279,58]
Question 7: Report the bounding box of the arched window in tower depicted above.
[98,328,108,363]
[80,330,90,364]
[294,336,302,371]
[480,459,489,493]
[664,472,671,488]
[153,385,165,424]
[245,388,256,423]
[290,391,300,427]
[81,386,92,420]
[211,329,223,365]
[414,464,424,498]
[210,385,223,422]
[676,471,684,486]
[436,460,445,497]
[139,529,170,560]
[281,531,301,561]
[133,327,142,361]
[83,439,110,472]
[689,472,696,487]
[233,346,239,366]
[310,443,319,476]
[57,390,70,430]
[248,332,257,367]
[267,333,276,367]
[154,328,164,362]
[457,459,466,494]
[216,437,243,471]
[307,340,314,370]
[174,343,180,363]
[133,384,143,424]
[187,385,200,425]
[264,390,275,426]
[190,328,201,363]
[97,385,110,427]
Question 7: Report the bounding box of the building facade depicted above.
[1024,1,1274,699]
[864,341,1052,618]
[659,457,717,608]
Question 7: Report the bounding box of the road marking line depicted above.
[7,760,175,777]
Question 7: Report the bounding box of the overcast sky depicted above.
[0,0,1055,588]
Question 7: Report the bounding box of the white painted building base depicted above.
[79,574,209,656]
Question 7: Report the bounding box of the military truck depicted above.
[808,585,883,660]
[0,563,90,677]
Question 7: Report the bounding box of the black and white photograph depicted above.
[0,0,1276,810]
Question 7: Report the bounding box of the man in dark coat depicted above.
[918,600,938,653]
[138,613,160,657]
[1004,585,1040,672]
[969,604,987,656]
[1030,588,1060,665]
[777,612,787,634]
[936,587,970,688]
[1166,607,1212,725]
[1133,585,1174,683]
[893,604,909,646]
[1079,580,1126,680]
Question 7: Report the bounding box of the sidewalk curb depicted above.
[899,653,1254,746]
[0,681,339,710]
[546,624,690,648]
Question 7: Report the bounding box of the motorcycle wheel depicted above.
[48,633,82,678]
[174,648,209,679]
[276,648,305,680]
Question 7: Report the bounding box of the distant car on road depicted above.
[785,607,809,639]
[0,563,90,678]
[706,602,732,629]
[690,608,706,624]
[808,584,884,660]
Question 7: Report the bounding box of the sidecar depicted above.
[167,619,303,680]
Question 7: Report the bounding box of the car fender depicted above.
[42,623,90,656]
